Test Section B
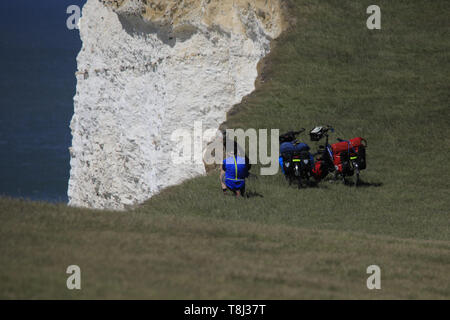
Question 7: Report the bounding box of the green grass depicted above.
[1,0,449,299]
[1,197,449,299]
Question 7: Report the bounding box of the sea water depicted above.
[0,0,86,202]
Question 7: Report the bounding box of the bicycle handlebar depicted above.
[322,125,334,133]
[279,129,306,143]
[292,128,306,135]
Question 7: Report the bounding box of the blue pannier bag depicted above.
[279,142,313,174]
[280,141,310,154]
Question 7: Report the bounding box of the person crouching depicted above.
[220,143,251,197]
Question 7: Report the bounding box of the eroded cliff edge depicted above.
[69,0,288,210]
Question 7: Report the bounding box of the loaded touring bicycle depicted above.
[279,129,315,189]
[309,126,367,186]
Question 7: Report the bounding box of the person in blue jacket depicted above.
[220,142,251,197]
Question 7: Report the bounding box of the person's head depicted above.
[222,130,246,158]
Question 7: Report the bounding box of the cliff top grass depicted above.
[1,0,449,299]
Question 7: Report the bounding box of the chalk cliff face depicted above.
[69,0,286,210]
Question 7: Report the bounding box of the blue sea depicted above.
[0,0,86,202]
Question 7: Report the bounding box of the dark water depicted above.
[0,0,86,202]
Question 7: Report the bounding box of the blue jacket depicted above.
[223,156,248,190]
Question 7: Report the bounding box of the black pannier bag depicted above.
[357,146,367,170]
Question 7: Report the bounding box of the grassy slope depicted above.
[0,0,449,299]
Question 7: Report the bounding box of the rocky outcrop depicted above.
[68,0,287,210]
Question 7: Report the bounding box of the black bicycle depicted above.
[280,129,314,189]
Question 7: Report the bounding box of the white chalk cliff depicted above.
[68,0,287,210]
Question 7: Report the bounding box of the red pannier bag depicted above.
[312,161,327,181]
[331,137,366,172]
[331,137,364,155]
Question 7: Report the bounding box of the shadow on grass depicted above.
[278,178,331,190]
[357,181,383,188]
[343,179,383,188]
[245,191,264,198]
